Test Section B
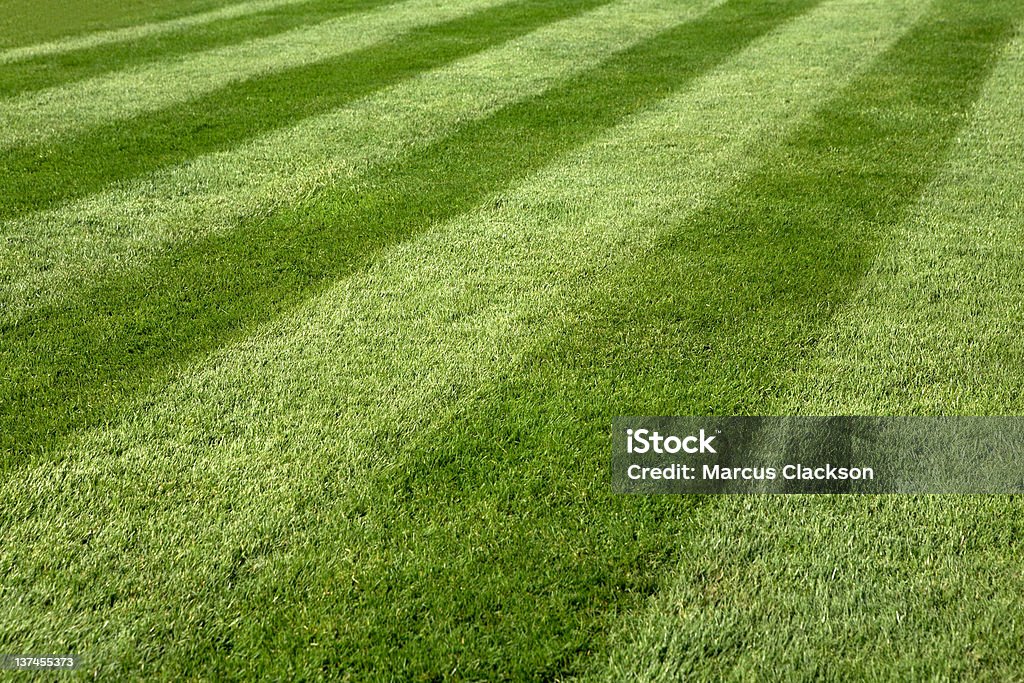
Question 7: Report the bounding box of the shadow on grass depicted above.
[0,0,825,465]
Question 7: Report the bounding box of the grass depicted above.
[0,0,818,464]
[0,0,711,316]
[0,0,400,97]
[595,497,1024,681]
[592,4,1024,678]
[2,0,1024,679]
[0,0,514,150]
[0,0,245,50]
[0,0,609,220]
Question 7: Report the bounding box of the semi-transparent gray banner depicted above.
[612,417,1024,494]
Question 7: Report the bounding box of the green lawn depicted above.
[2,0,1023,679]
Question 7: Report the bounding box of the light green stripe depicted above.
[1,0,722,320]
[0,0,511,150]
[0,0,322,65]
[0,0,921,658]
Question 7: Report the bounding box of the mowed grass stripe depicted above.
[1,0,720,318]
[0,0,401,97]
[0,0,924,677]
[0,0,513,151]
[0,0,326,65]
[0,0,614,223]
[0,0,822,466]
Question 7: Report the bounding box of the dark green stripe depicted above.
[0,0,823,465]
[0,0,611,222]
[0,0,401,98]
[235,3,1012,679]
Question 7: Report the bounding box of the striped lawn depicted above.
[0,0,614,221]
[594,5,1024,681]
[0,0,246,50]
[0,0,401,97]
[0,0,514,150]
[0,0,339,65]
[1,0,822,465]
[2,0,1024,679]
[0,0,719,314]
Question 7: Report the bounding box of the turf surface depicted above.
[0,0,400,97]
[2,0,1023,679]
